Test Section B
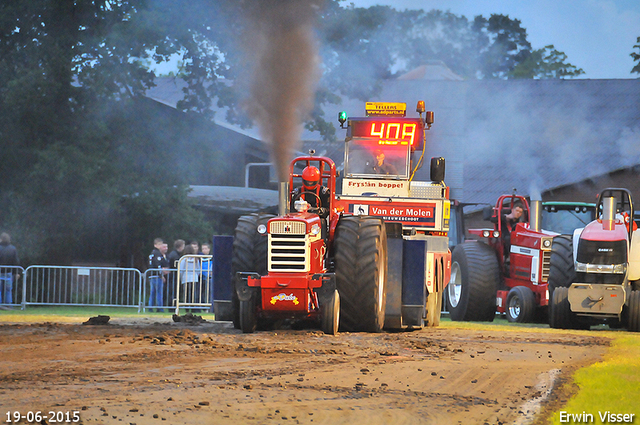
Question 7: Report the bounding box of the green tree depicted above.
[510,45,584,79]
[0,0,219,265]
[632,36,640,75]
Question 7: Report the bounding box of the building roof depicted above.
[397,61,464,81]
[189,185,277,214]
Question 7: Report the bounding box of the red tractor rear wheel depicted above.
[334,216,387,332]
[446,242,498,322]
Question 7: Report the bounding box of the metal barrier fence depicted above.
[22,265,143,311]
[142,267,176,313]
[175,255,213,315]
[0,266,25,306]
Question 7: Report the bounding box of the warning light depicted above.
[338,111,347,127]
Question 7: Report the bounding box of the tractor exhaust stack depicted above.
[530,200,542,232]
[278,181,289,216]
[602,196,616,231]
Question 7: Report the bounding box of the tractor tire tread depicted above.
[448,242,499,322]
[548,235,575,295]
[334,216,387,332]
[506,286,536,323]
[231,213,274,329]
[627,290,640,332]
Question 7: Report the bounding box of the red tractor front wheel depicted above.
[231,213,273,329]
[505,286,536,323]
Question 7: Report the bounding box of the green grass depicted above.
[549,334,640,424]
[0,305,216,323]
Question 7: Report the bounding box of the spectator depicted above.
[147,238,169,312]
[189,240,202,255]
[201,243,213,304]
[179,244,201,308]
[0,232,20,305]
[166,239,185,307]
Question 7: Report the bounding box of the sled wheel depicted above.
[425,261,444,327]
[239,292,257,333]
[321,290,340,335]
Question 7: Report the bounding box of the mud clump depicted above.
[172,313,207,325]
[82,315,110,325]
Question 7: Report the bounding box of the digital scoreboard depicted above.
[349,117,425,151]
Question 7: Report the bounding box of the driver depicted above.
[290,166,330,218]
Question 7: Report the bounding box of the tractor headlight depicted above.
[542,238,552,248]
[493,230,500,238]
[575,261,627,274]
[310,224,321,235]
[482,230,490,238]
[257,224,267,234]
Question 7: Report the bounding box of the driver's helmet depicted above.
[302,166,320,190]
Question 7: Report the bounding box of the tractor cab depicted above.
[473,194,532,267]
[286,156,339,242]
[342,119,414,180]
[540,202,596,235]
[338,101,438,198]
[573,188,637,286]
[288,156,337,219]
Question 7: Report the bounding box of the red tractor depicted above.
[229,101,451,334]
[233,156,341,334]
[446,194,555,322]
[548,188,640,331]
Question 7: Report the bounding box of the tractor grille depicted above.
[270,220,306,235]
[541,250,551,282]
[409,182,447,199]
[269,220,309,272]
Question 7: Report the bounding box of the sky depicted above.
[346,0,640,79]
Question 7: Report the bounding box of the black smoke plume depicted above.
[243,0,324,182]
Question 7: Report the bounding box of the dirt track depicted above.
[0,317,608,425]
